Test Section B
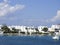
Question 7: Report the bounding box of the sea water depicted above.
[0,35,60,45]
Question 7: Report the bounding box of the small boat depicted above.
[52,32,59,40]
[52,36,59,40]
[0,31,3,34]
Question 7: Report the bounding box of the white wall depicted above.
[38,26,47,32]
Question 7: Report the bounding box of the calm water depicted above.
[0,35,60,45]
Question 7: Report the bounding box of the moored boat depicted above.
[52,32,59,40]
[0,31,3,35]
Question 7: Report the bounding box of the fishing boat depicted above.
[0,31,3,35]
[52,32,59,40]
[52,36,59,40]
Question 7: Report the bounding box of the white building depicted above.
[51,24,60,29]
[0,25,2,29]
[38,26,48,33]
[8,25,27,34]
[0,25,3,34]
[48,28,55,32]
[26,26,36,35]
[8,25,21,29]
[48,24,60,32]
[20,26,27,34]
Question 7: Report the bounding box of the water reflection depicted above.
[0,32,60,41]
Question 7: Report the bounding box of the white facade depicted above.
[0,25,2,29]
[8,25,21,29]
[38,26,47,33]
[48,24,60,32]
[48,28,55,32]
[8,25,27,33]
[51,24,60,29]
[20,26,27,33]
[27,26,36,33]
[27,26,36,35]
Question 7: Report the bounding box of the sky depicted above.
[0,0,60,27]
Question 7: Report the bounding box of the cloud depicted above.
[50,10,60,22]
[45,10,60,23]
[4,0,8,2]
[0,0,25,17]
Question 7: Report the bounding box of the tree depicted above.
[35,28,39,34]
[42,27,48,32]
[55,28,59,32]
[1,24,11,33]
[35,28,39,32]
[12,27,18,33]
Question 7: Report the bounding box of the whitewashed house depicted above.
[8,25,27,34]
[38,26,48,33]
[0,25,3,34]
[0,25,2,29]
[48,24,60,33]
[20,26,27,34]
[48,28,55,32]
[51,24,60,29]
[26,26,36,35]
[52,24,60,31]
